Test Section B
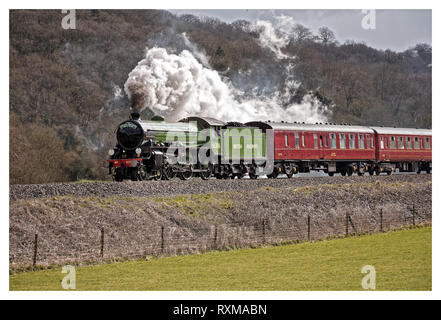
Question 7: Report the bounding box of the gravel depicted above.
[9,174,432,201]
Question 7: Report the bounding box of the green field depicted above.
[10,227,431,291]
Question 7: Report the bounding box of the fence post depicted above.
[33,233,38,268]
[100,228,105,258]
[161,226,165,254]
[262,219,266,245]
[380,208,383,233]
[307,215,311,241]
[213,225,218,250]
[412,204,416,227]
[236,226,241,247]
[345,213,349,237]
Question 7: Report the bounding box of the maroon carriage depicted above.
[246,121,432,177]
[371,127,432,174]
[246,121,377,177]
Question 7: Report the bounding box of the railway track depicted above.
[10,173,431,201]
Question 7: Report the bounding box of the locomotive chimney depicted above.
[130,112,140,121]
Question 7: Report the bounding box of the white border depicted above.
[2,0,437,300]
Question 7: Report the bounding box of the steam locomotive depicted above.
[107,112,432,181]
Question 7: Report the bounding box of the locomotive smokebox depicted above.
[116,120,144,150]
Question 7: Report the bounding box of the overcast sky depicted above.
[168,9,431,52]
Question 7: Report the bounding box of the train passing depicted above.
[107,112,431,181]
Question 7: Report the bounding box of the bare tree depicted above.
[292,23,313,43]
[317,26,336,44]
[413,43,432,64]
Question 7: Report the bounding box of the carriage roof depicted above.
[370,126,432,136]
[245,121,374,134]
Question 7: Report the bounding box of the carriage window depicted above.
[380,136,384,149]
[349,134,356,149]
[359,134,365,149]
[301,134,305,147]
[313,134,318,149]
[285,135,289,147]
[324,135,328,147]
[425,137,431,149]
[397,137,404,149]
[414,137,420,149]
[390,136,396,149]
[406,137,412,149]
[339,133,346,149]
[366,135,371,149]
[295,133,300,148]
[330,133,337,148]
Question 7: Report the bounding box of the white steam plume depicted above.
[124,47,328,123]
[180,32,211,68]
[246,15,297,60]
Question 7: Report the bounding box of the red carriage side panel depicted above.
[270,123,376,162]
[371,127,432,163]
[245,122,431,176]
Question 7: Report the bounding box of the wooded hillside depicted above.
[10,10,432,184]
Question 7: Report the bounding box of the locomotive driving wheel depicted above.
[200,164,212,180]
[162,164,176,180]
[200,171,211,180]
[178,169,193,180]
[153,169,163,180]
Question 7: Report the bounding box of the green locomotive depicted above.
[107,113,267,181]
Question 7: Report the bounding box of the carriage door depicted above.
[319,135,325,159]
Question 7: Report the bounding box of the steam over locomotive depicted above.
[107,112,432,181]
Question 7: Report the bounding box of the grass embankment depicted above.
[10,179,431,270]
[10,227,431,291]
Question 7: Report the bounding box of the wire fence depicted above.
[13,204,431,271]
